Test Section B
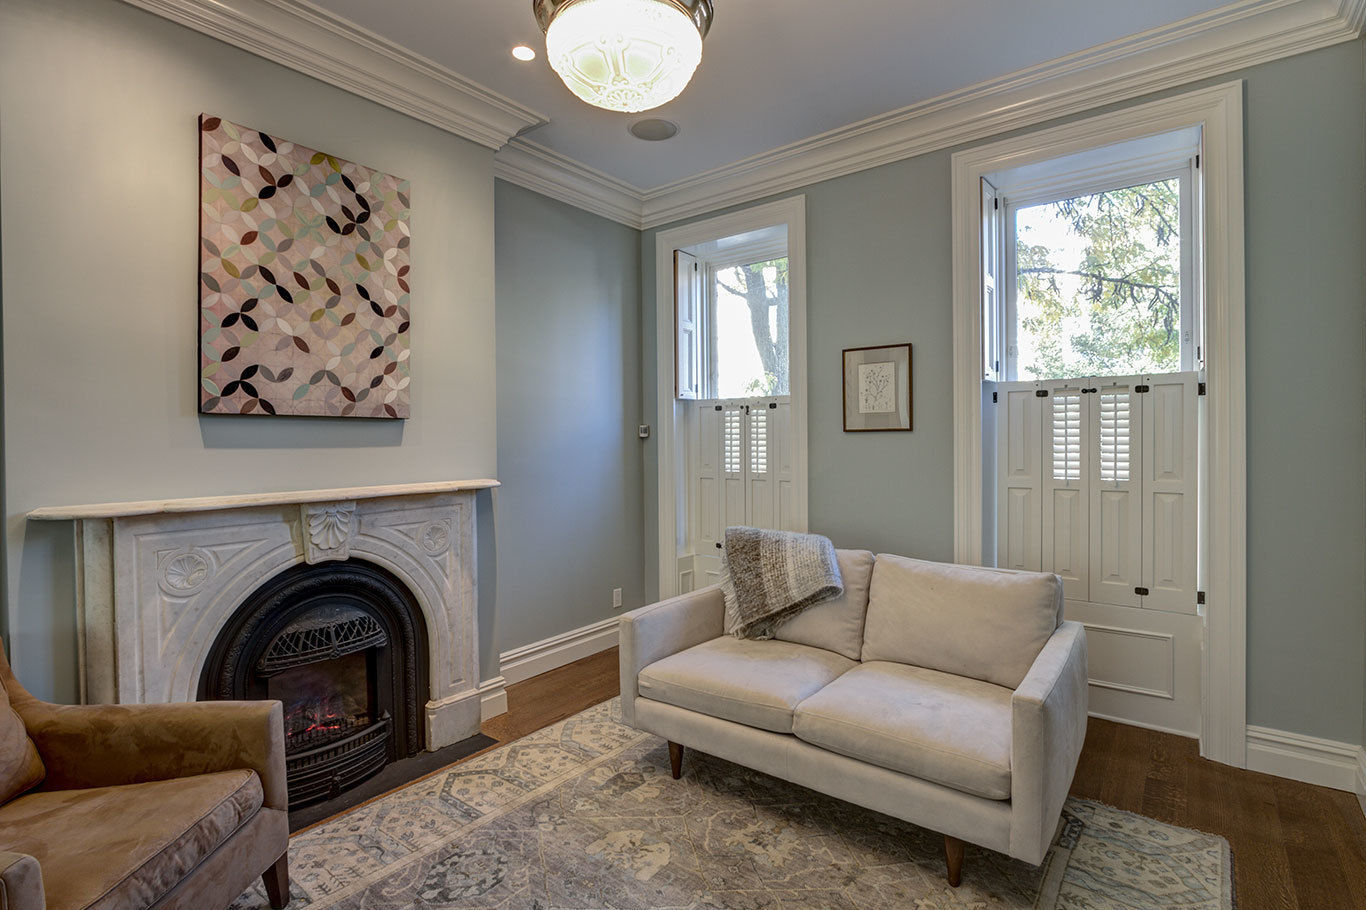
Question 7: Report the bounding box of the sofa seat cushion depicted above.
[0,769,262,909]
[638,637,856,734]
[792,661,1014,800]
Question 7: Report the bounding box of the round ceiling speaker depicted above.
[629,118,680,141]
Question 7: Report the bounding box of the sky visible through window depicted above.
[1014,179,1182,380]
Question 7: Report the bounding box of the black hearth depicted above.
[199,560,428,808]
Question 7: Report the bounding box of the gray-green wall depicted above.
[642,40,1366,745]
[493,180,645,655]
[1,0,498,701]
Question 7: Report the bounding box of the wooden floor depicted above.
[476,646,1366,909]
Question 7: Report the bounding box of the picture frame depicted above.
[842,343,912,431]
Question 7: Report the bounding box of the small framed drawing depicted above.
[842,343,912,431]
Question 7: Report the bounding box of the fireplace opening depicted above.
[199,560,427,808]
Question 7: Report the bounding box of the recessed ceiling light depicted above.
[511,45,537,62]
[629,118,680,141]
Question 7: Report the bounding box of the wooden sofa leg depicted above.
[263,853,290,909]
[668,741,684,779]
[943,835,965,887]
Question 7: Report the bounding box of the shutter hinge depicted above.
[1134,384,1150,393]
[1198,381,1206,396]
[1035,389,1049,397]
[1195,153,1201,169]
[992,391,998,403]
[1197,591,1206,605]
[1134,586,1150,596]
[993,197,999,210]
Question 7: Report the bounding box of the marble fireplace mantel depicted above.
[30,479,499,751]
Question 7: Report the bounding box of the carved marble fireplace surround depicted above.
[29,480,497,751]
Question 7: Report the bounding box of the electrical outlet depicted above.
[613,587,623,609]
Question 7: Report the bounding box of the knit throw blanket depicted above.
[721,527,844,640]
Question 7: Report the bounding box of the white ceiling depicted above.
[313,0,1235,190]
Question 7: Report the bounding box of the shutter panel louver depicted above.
[1089,378,1143,608]
[1043,384,1089,600]
[720,405,747,529]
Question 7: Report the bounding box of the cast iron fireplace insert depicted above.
[199,559,428,808]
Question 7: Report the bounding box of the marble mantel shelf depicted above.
[28,479,500,521]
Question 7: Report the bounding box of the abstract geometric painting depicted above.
[199,115,411,418]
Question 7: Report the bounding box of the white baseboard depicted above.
[1355,747,1365,818]
[498,616,621,687]
[1245,725,1361,792]
[476,616,622,721]
[478,676,507,722]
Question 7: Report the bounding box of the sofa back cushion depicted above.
[0,678,44,805]
[860,555,1062,689]
[774,548,874,660]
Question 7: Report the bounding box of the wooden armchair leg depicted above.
[263,853,290,909]
[668,741,684,779]
[943,835,965,887]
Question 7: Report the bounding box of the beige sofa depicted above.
[619,551,1088,885]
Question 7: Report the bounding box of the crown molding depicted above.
[116,0,546,150]
[494,140,646,229]
[636,0,1362,227]
[495,0,1364,228]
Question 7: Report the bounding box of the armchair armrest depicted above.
[14,698,288,811]
[1008,620,1088,865]
[619,585,725,727]
[0,852,44,910]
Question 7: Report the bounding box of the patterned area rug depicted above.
[233,700,1233,909]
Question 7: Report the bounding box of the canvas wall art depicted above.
[199,115,411,418]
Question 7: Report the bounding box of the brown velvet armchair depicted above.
[0,641,290,909]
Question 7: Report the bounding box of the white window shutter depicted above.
[1089,378,1143,607]
[1141,372,1199,613]
[695,404,723,558]
[981,178,1004,381]
[674,250,702,399]
[1042,383,1089,600]
[996,382,1042,571]
[745,404,772,529]
[721,404,747,529]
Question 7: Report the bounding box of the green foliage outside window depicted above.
[1015,179,1182,380]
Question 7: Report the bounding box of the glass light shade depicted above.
[545,0,703,113]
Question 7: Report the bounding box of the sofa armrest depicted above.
[0,852,44,909]
[15,699,289,811]
[619,585,725,727]
[1008,620,1088,865]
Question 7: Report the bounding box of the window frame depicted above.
[693,232,790,402]
[988,132,1203,382]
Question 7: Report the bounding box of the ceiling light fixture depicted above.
[533,0,713,113]
[511,45,537,61]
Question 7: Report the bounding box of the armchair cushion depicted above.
[0,769,262,910]
[792,661,1014,800]
[638,637,855,734]
[861,555,1062,689]
[773,548,874,660]
[0,680,43,806]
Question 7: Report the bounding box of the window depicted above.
[712,258,789,398]
[984,127,1201,382]
[675,225,789,402]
